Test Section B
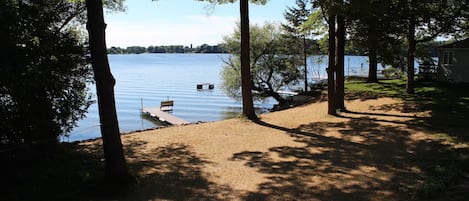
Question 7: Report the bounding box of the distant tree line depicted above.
[108,40,444,56]
[108,44,229,54]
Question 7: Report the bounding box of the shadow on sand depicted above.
[118,95,468,200]
[81,140,239,201]
[232,105,468,200]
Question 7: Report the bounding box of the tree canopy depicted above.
[195,0,267,5]
[283,0,315,92]
[0,0,93,145]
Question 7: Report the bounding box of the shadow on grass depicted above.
[412,82,469,142]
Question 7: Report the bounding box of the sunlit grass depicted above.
[346,79,407,97]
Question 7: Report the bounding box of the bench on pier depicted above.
[160,100,174,111]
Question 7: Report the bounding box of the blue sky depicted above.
[105,0,296,47]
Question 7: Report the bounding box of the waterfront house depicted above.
[437,38,469,82]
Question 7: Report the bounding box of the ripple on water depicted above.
[69,54,274,142]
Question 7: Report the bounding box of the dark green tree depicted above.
[283,0,313,92]
[126,46,147,54]
[346,0,403,83]
[399,0,468,94]
[0,0,92,145]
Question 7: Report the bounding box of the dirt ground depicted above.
[79,97,465,200]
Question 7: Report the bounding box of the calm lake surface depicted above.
[67,54,385,142]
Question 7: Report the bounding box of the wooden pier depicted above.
[142,107,190,125]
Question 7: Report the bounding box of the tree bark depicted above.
[85,0,128,183]
[240,0,256,120]
[335,14,345,111]
[327,14,336,115]
[367,22,378,83]
[303,36,308,92]
[406,17,416,94]
[368,47,378,83]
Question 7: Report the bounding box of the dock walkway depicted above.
[142,107,190,125]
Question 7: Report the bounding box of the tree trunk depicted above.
[240,0,256,120]
[335,14,345,111]
[303,35,308,92]
[85,0,128,183]
[368,48,378,83]
[327,14,336,115]
[406,17,416,94]
[367,22,378,83]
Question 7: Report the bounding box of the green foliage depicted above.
[283,1,326,54]
[104,0,127,12]
[382,67,403,79]
[283,0,312,35]
[108,44,227,54]
[313,0,468,71]
[0,0,93,145]
[303,9,326,35]
[195,0,268,5]
[221,60,242,101]
[221,23,302,103]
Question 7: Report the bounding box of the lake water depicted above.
[67,54,386,142]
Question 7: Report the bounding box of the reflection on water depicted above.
[139,113,168,128]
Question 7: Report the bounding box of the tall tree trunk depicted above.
[406,17,416,94]
[85,0,128,183]
[303,35,308,92]
[240,0,256,120]
[335,14,345,111]
[368,48,378,82]
[327,14,336,115]
[367,22,378,83]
